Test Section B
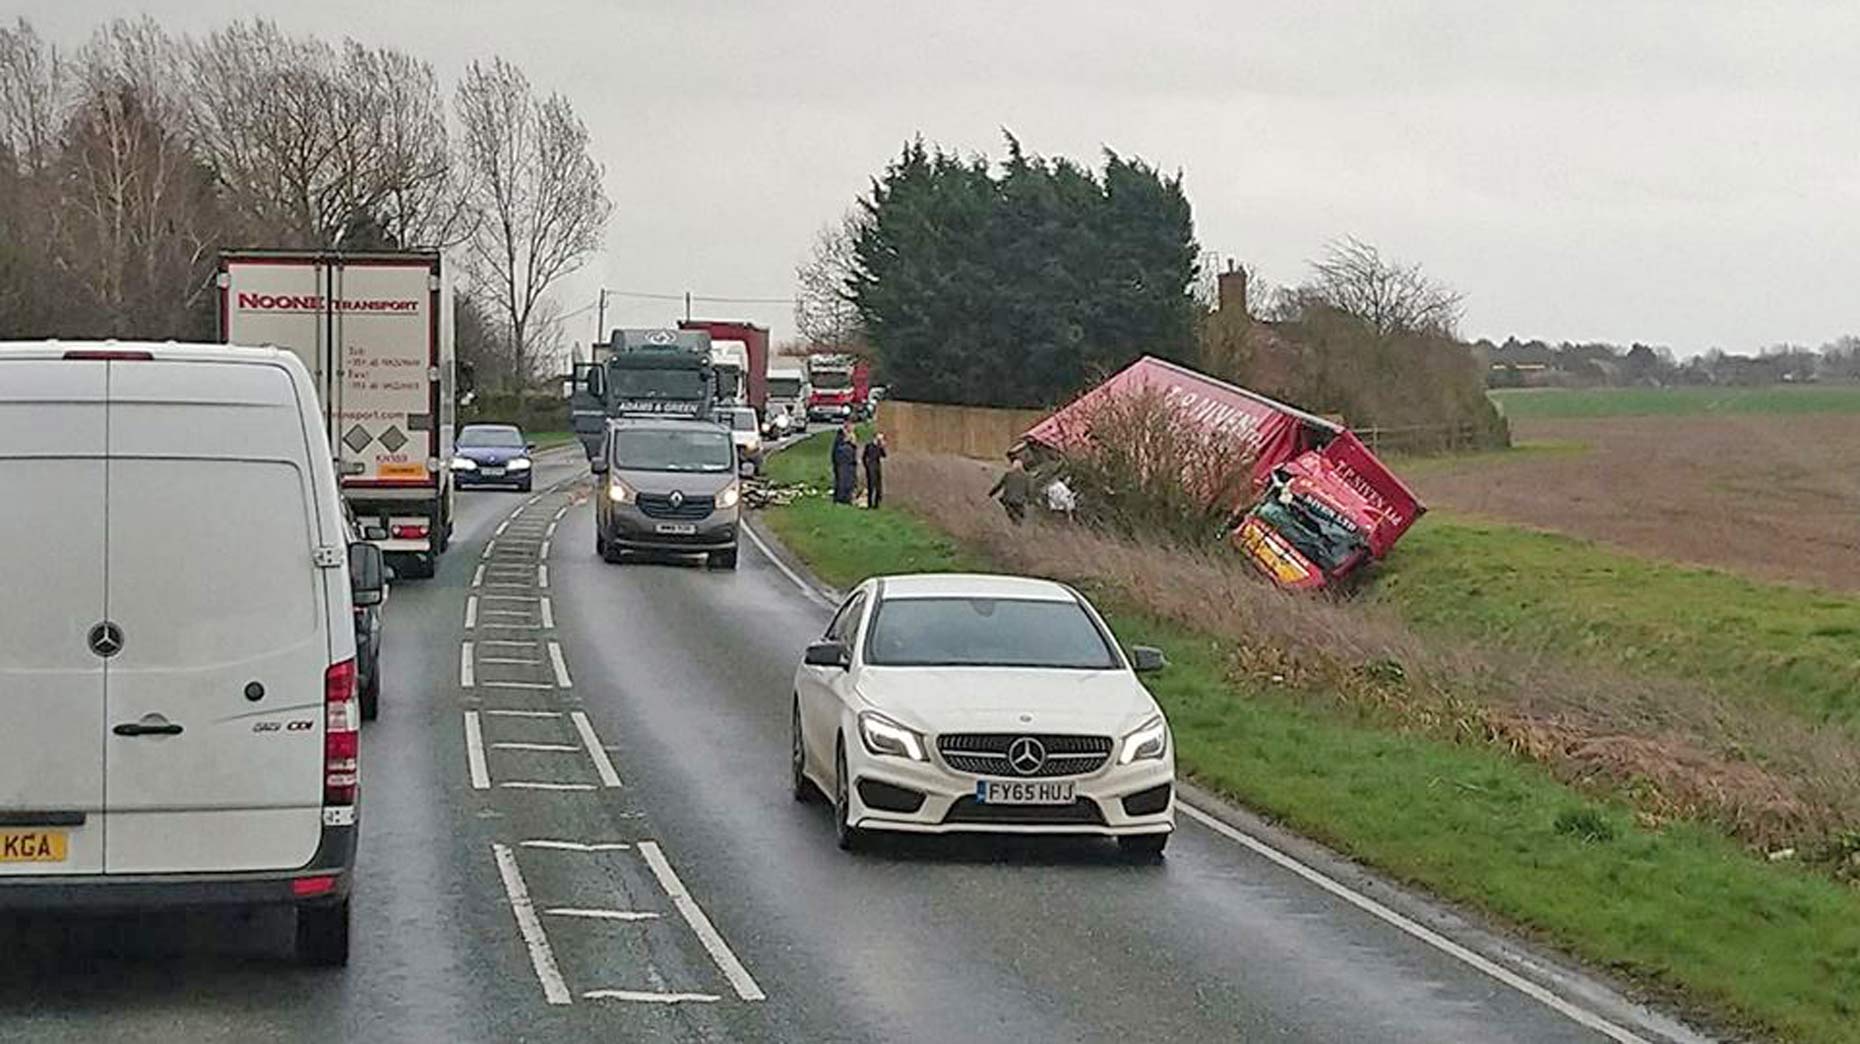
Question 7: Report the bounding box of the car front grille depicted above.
[937,733,1113,778]
[637,493,715,520]
[942,797,1107,826]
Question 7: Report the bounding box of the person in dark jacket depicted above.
[831,420,858,504]
[988,457,1033,524]
[862,434,888,508]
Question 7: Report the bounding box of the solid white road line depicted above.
[538,564,550,588]
[482,610,535,619]
[480,639,540,648]
[491,843,573,1006]
[481,681,556,691]
[464,711,490,790]
[741,524,835,609]
[493,742,580,752]
[582,990,718,1004]
[570,711,622,788]
[482,594,542,602]
[471,564,485,588]
[485,709,561,718]
[501,781,598,791]
[544,908,660,922]
[460,642,475,688]
[540,597,555,629]
[548,641,574,689]
[519,840,632,852]
[638,841,765,1002]
[481,657,543,666]
[464,595,478,630]
[1178,805,1650,1044]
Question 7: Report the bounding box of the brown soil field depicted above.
[1408,414,1860,590]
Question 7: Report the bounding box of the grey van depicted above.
[593,417,750,569]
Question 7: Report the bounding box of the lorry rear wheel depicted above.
[400,553,435,580]
[295,899,350,966]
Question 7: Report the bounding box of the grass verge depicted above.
[759,434,1860,1043]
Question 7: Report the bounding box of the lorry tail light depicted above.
[324,659,359,806]
[391,524,428,540]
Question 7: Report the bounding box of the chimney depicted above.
[1217,258,1248,319]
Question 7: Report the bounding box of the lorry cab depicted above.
[0,342,377,965]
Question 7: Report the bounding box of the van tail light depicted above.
[63,350,153,361]
[323,659,359,807]
[391,524,429,539]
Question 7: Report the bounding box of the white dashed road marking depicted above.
[519,840,633,852]
[638,841,765,1002]
[538,564,550,588]
[471,564,485,588]
[570,711,622,788]
[583,990,719,1004]
[548,641,574,689]
[485,709,559,718]
[464,711,490,790]
[460,642,475,688]
[493,742,579,752]
[545,908,660,922]
[540,597,555,629]
[501,782,598,792]
[464,595,478,629]
[492,843,572,1006]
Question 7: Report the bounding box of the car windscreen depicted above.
[611,368,707,399]
[730,410,757,431]
[864,597,1121,670]
[612,429,734,473]
[458,426,524,448]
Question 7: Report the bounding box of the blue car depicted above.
[452,423,536,491]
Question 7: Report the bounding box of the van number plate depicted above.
[0,830,67,862]
[655,523,697,535]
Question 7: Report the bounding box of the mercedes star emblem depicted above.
[88,620,124,658]
[1007,736,1046,776]
[669,490,685,508]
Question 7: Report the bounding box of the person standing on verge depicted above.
[831,420,859,505]
[988,456,1033,524]
[862,433,888,509]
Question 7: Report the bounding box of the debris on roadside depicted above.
[744,478,815,510]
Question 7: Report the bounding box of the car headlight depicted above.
[508,458,532,470]
[608,478,635,504]
[1118,715,1168,765]
[857,711,926,761]
[716,483,741,509]
[773,414,792,430]
[450,456,477,471]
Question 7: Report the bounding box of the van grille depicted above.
[637,493,715,521]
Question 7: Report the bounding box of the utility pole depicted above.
[593,288,612,362]
[684,291,692,322]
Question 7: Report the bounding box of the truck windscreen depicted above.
[811,372,851,390]
[611,369,707,399]
[1253,494,1366,574]
[768,378,802,397]
[613,429,734,473]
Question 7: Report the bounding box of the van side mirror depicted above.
[738,461,756,479]
[803,641,850,669]
[589,456,609,475]
[1129,645,1167,673]
[349,543,386,607]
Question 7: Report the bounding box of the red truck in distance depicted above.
[805,354,871,422]
[680,319,768,414]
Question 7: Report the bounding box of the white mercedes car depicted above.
[791,574,1175,858]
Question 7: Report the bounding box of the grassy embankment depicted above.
[761,432,1860,1044]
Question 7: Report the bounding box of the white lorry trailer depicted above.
[218,251,456,578]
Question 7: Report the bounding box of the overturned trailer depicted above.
[1020,357,1425,590]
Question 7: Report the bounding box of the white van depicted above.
[0,342,379,965]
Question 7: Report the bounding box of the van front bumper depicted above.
[0,824,355,912]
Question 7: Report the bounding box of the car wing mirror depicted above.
[803,641,850,669]
[349,542,386,607]
[590,456,609,475]
[738,461,756,479]
[526,443,538,453]
[1129,645,1167,673]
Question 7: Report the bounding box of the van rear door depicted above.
[103,359,328,874]
[0,357,108,876]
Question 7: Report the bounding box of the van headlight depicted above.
[508,458,532,470]
[716,483,741,509]
[858,712,926,761]
[450,457,477,471]
[608,478,636,504]
[1118,715,1168,764]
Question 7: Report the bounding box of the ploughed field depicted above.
[1409,409,1860,590]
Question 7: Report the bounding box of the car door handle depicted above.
[113,722,183,737]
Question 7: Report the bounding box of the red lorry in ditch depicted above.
[1020,356,1424,590]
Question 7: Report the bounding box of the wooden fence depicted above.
[876,401,1049,460]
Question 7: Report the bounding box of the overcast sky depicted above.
[22,1,1860,355]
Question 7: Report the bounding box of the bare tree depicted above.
[455,57,610,388]
[793,209,866,354]
[184,20,457,249]
[61,18,220,336]
[0,18,64,169]
[1298,236,1463,337]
